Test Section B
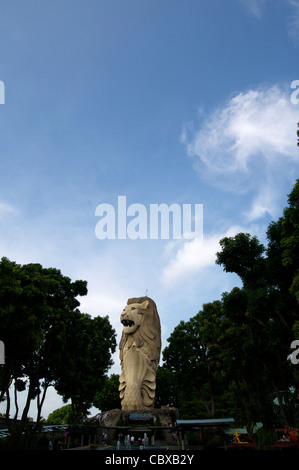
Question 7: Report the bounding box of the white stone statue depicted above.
[119,297,161,410]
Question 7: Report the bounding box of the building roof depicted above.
[176,418,235,428]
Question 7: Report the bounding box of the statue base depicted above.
[92,407,179,447]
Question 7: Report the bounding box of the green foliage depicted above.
[0,258,116,432]
[216,232,264,282]
[163,300,233,419]
[155,366,178,408]
[164,179,299,429]
[54,313,117,421]
[154,414,165,440]
[255,427,277,447]
[93,374,121,412]
[46,404,74,424]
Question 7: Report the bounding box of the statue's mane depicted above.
[119,296,161,363]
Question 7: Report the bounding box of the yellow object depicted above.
[233,430,241,443]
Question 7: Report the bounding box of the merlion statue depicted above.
[119,297,161,410]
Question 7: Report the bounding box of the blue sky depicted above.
[0,0,298,418]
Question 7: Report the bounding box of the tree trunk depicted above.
[36,383,48,423]
[21,377,37,423]
[13,379,19,421]
[197,386,213,417]
[5,386,10,425]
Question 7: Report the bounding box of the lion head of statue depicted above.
[119,296,161,364]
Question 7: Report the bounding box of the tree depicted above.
[53,313,116,422]
[93,374,121,412]
[0,258,34,418]
[155,366,178,408]
[219,287,277,429]
[215,232,265,284]
[215,181,299,427]
[162,179,299,428]
[46,404,75,425]
[0,258,88,424]
[18,263,88,425]
[280,179,299,300]
[0,257,117,430]
[163,301,230,418]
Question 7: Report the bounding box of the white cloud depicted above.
[182,84,299,220]
[244,189,274,221]
[238,0,270,18]
[161,226,243,286]
[287,0,299,44]
[238,0,299,45]
[0,201,16,220]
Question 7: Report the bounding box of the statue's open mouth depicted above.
[122,320,135,327]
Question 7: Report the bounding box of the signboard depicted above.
[129,413,152,423]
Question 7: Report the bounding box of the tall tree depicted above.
[163,301,229,418]
[0,257,117,432]
[93,374,121,412]
[162,179,299,428]
[0,258,30,411]
[215,181,299,426]
[20,263,88,424]
[155,366,178,408]
[0,258,89,425]
[54,313,116,422]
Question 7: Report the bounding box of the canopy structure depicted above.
[176,418,235,429]
[175,418,235,450]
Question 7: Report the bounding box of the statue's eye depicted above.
[131,307,136,310]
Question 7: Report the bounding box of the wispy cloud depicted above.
[287,0,299,44]
[161,226,243,286]
[238,0,270,19]
[181,84,299,220]
[238,0,299,45]
[0,201,16,220]
[167,83,299,284]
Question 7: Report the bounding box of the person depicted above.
[102,432,108,445]
[48,439,53,450]
[130,435,135,446]
[56,440,63,450]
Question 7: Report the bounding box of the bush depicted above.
[256,427,277,448]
